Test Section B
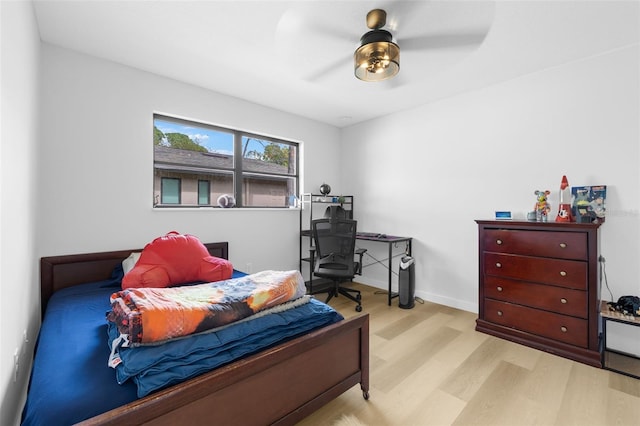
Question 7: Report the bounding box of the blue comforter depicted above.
[108,295,340,397]
[21,274,342,426]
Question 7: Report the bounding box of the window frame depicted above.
[153,114,300,209]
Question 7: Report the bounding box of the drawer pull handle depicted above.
[560,298,567,304]
[559,243,567,248]
[497,311,503,316]
[496,239,503,245]
[560,326,567,333]
[497,286,503,292]
[496,262,502,268]
[560,271,567,277]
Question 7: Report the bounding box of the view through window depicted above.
[153,115,299,208]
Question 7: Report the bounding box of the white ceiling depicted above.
[32,0,639,128]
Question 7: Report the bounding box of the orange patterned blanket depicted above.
[107,270,306,345]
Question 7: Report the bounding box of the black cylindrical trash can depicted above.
[398,256,415,309]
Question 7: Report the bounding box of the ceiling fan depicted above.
[354,9,400,82]
[274,2,494,85]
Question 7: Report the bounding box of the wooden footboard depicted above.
[38,243,370,426]
[79,313,369,426]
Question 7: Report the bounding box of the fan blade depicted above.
[275,5,359,82]
[303,53,353,82]
[383,74,407,89]
[276,6,357,45]
[379,0,426,32]
[399,31,489,51]
[304,21,357,44]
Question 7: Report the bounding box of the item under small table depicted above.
[600,300,640,379]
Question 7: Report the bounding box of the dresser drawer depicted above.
[484,276,588,318]
[484,299,588,347]
[483,229,587,260]
[484,252,587,289]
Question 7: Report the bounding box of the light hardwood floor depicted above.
[298,283,640,426]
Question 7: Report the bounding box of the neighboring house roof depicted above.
[154,145,290,175]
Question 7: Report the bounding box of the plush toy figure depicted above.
[534,190,551,222]
[122,231,233,289]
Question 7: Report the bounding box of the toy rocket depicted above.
[556,175,573,222]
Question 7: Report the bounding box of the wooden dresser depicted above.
[475,220,601,367]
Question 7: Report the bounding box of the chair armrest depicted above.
[309,247,316,269]
[355,248,367,275]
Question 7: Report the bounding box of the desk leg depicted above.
[388,242,393,306]
[601,316,606,369]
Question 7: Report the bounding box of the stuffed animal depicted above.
[608,295,640,317]
[534,190,551,222]
[122,231,233,289]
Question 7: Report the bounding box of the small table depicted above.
[356,233,412,306]
[600,301,640,379]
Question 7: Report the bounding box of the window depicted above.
[153,115,299,208]
[198,180,210,205]
[160,177,181,204]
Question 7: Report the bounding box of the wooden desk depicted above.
[356,233,412,306]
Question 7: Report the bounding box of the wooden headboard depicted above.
[40,242,229,318]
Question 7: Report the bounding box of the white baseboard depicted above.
[355,276,478,314]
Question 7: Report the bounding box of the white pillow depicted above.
[122,252,142,275]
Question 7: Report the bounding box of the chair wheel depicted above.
[355,305,362,312]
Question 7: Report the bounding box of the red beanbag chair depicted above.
[122,232,233,289]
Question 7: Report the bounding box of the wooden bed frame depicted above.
[39,242,370,426]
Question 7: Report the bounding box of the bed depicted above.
[23,242,369,425]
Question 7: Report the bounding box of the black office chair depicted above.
[309,218,367,312]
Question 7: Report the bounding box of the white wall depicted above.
[0,2,41,425]
[38,43,341,264]
[341,44,639,345]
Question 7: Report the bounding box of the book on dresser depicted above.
[475,220,602,367]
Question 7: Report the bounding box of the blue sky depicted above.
[154,117,280,159]
[154,118,235,155]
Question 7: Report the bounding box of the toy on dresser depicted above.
[533,190,551,222]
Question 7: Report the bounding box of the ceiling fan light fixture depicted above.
[354,29,399,82]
